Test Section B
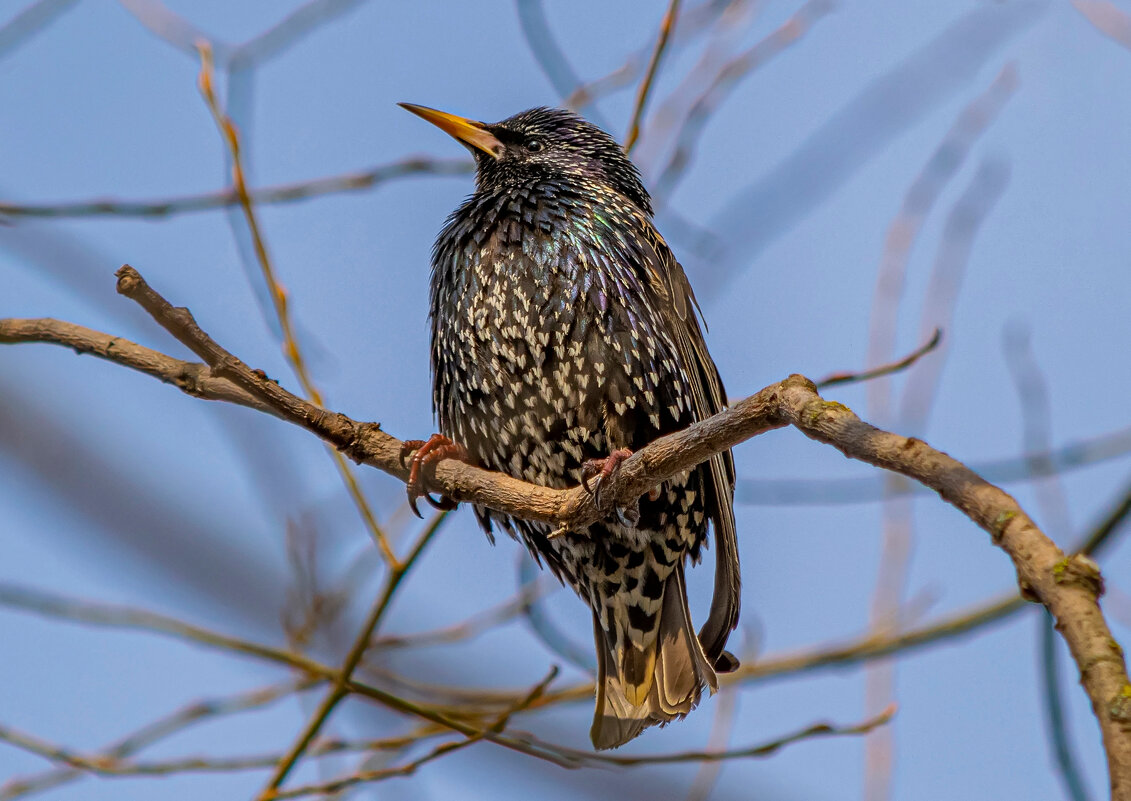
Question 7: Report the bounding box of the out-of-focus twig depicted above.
[566,0,746,112]
[865,64,1017,423]
[0,583,577,769]
[736,425,1131,506]
[1042,612,1095,801]
[0,0,78,59]
[0,158,471,219]
[514,0,588,104]
[196,43,397,568]
[1003,321,1090,801]
[624,0,683,153]
[653,0,832,197]
[1073,0,1131,51]
[701,2,1037,302]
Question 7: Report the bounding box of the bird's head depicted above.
[399,103,652,216]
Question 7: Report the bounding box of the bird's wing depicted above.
[635,221,740,668]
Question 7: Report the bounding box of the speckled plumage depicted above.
[413,106,740,749]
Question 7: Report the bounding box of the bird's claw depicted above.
[580,448,633,510]
[400,434,468,518]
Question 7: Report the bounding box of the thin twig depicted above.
[0,157,470,219]
[0,583,576,769]
[535,705,897,767]
[0,679,318,799]
[372,576,555,650]
[817,329,941,389]
[195,42,397,568]
[652,0,832,196]
[259,511,449,797]
[624,0,682,153]
[268,667,559,799]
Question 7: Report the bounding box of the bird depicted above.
[399,103,741,750]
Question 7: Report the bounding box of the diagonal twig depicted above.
[258,511,449,797]
[624,0,683,153]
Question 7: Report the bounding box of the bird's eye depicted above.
[525,138,544,153]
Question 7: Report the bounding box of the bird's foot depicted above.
[580,448,644,526]
[580,448,633,507]
[400,434,468,518]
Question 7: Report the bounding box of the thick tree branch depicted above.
[1,264,1128,794]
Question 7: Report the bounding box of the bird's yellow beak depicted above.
[398,103,503,159]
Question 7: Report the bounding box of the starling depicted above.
[400,103,740,749]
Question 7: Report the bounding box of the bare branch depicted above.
[0,318,274,414]
[3,265,1129,791]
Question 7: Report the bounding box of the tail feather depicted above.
[590,563,717,750]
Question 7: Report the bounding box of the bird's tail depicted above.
[589,562,718,750]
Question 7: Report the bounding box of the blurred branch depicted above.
[196,43,397,568]
[699,2,1038,301]
[566,0,746,112]
[1073,0,1131,51]
[0,157,471,219]
[228,0,369,68]
[737,425,1131,506]
[1004,322,1090,801]
[119,0,369,65]
[624,0,682,153]
[1042,611,1095,801]
[866,63,1018,423]
[653,0,832,197]
[0,0,78,59]
[0,727,446,792]
[855,67,1018,795]
[0,582,574,769]
[118,0,222,57]
[686,669,742,801]
[514,0,587,101]
[898,157,1010,429]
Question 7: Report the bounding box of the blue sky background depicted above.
[1,1,1130,799]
